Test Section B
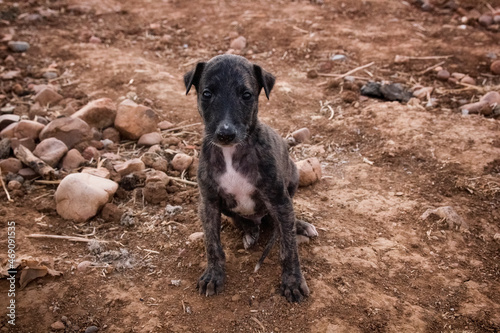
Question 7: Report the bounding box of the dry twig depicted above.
[14,145,56,180]
[0,167,13,202]
[27,233,109,243]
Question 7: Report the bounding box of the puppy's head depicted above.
[184,55,275,147]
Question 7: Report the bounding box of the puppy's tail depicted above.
[254,226,278,273]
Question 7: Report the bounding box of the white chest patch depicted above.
[218,146,256,216]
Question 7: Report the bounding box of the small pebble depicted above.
[50,321,65,330]
[330,54,347,61]
[491,60,500,75]
[291,127,311,143]
[307,69,318,79]
[7,41,30,53]
[171,153,193,171]
[77,261,93,272]
[85,326,99,333]
[478,14,493,26]
[89,36,102,44]
[460,76,476,85]
[230,36,246,50]
[188,232,204,242]
[42,71,58,80]
[436,69,450,81]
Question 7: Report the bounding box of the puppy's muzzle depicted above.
[215,123,237,145]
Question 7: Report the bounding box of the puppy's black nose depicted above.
[216,125,236,145]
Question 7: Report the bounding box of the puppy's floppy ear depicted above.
[184,62,206,95]
[253,64,275,100]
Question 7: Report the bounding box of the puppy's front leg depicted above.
[269,195,310,302]
[198,194,226,296]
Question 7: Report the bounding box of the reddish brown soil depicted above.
[1,0,500,332]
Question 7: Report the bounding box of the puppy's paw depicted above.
[296,219,318,238]
[281,272,310,303]
[197,267,226,297]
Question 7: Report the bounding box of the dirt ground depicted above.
[1,0,500,332]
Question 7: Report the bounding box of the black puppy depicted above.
[184,54,317,302]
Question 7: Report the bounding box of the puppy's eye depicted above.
[202,90,212,99]
[242,92,252,100]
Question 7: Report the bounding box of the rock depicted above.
[230,36,246,50]
[4,55,15,66]
[119,173,143,191]
[291,128,311,144]
[162,136,180,147]
[296,158,322,187]
[14,120,45,141]
[0,138,10,159]
[10,137,36,152]
[82,146,100,161]
[141,153,168,173]
[114,99,159,140]
[146,170,169,184]
[0,123,16,139]
[450,72,465,80]
[491,60,500,75]
[143,180,168,204]
[413,87,433,99]
[138,132,162,146]
[0,158,22,174]
[33,138,68,167]
[436,69,450,81]
[34,87,63,107]
[360,82,412,103]
[188,232,204,242]
[89,36,101,44]
[55,173,119,222]
[479,14,493,26]
[77,261,93,272]
[1,70,21,80]
[101,203,123,223]
[420,206,469,231]
[39,117,92,149]
[102,127,120,143]
[81,167,110,179]
[7,180,22,191]
[71,98,117,129]
[29,102,46,118]
[18,168,37,180]
[50,321,65,330]
[495,15,500,24]
[85,326,99,333]
[0,114,19,131]
[460,76,476,85]
[114,158,145,176]
[307,69,318,79]
[158,120,174,130]
[171,153,193,171]
[61,149,86,170]
[42,71,58,80]
[8,41,30,53]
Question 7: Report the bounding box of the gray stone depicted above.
[33,137,68,167]
[8,41,30,53]
[39,117,92,149]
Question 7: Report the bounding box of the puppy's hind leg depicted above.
[232,215,260,250]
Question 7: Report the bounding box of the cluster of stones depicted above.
[0,94,198,222]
